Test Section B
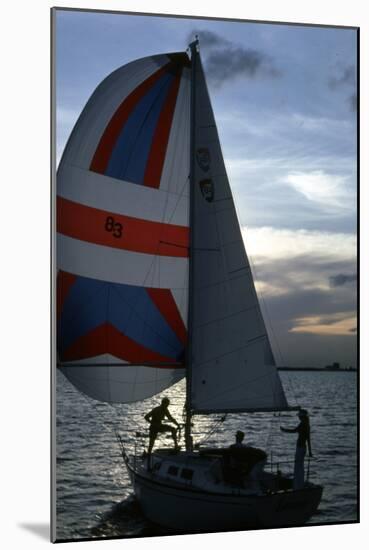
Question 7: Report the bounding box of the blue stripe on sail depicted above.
[58,278,108,353]
[105,72,174,184]
[58,275,184,360]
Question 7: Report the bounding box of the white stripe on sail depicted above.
[59,354,129,366]
[171,286,188,326]
[57,163,189,227]
[57,234,189,289]
[60,55,170,170]
[61,362,185,403]
[159,66,191,196]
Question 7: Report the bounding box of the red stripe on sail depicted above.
[57,197,189,258]
[57,270,77,319]
[90,64,170,174]
[61,323,181,367]
[146,288,187,345]
[143,70,182,188]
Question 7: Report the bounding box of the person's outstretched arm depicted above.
[144,410,153,422]
[280,425,298,433]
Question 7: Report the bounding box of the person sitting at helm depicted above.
[230,430,248,449]
[145,397,179,454]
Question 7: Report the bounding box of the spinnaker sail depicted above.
[57,53,191,402]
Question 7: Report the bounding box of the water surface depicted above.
[55,369,357,540]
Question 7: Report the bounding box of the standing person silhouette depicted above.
[145,397,179,454]
[280,409,313,489]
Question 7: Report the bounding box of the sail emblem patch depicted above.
[196,148,210,172]
[199,179,214,202]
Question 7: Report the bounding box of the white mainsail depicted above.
[188,46,288,413]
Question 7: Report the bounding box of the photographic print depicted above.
[51,7,358,542]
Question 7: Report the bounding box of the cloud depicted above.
[329,273,357,287]
[218,106,356,233]
[240,225,356,365]
[242,226,356,266]
[187,29,280,87]
[284,170,354,211]
[205,47,280,87]
[349,93,357,112]
[329,65,356,90]
[329,66,357,113]
[187,29,230,48]
[57,106,79,128]
[289,313,356,336]
[56,107,79,165]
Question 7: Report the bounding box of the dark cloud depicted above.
[187,29,281,87]
[265,286,355,327]
[187,29,230,48]
[329,273,357,287]
[254,255,357,295]
[328,66,357,113]
[206,48,280,87]
[328,65,356,90]
[251,254,357,367]
[348,93,357,112]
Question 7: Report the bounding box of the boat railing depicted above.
[268,456,317,483]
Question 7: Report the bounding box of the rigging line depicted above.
[195,306,261,330]
[196,415,227,447]
[62,375,185,447]
[106,284,111,400]
[196,339,265,364]
[60,379,133,455]
[195,270,247,291]
[158,240,220,252]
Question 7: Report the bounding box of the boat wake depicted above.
[90,496,166,538]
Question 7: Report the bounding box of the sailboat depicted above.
[56,38,323,532]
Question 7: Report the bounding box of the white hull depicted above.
[127,462,323,532]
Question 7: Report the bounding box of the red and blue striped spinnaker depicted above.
[57,53,191,403]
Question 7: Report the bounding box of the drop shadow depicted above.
[18,523,49,541]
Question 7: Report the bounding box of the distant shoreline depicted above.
[277,367,357,372]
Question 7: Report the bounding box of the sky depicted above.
[55,8,357,368]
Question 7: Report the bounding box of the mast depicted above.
[184,37,199,451]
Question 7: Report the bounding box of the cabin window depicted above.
[168,466,179,476]
[180,468,194,481]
